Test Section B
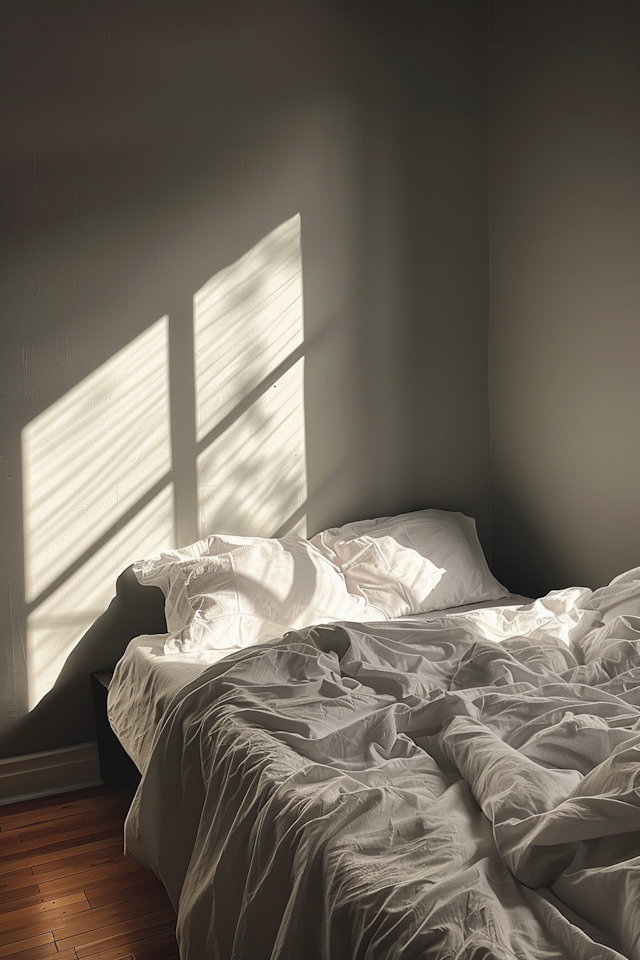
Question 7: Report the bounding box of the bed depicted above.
[107,509,640,960]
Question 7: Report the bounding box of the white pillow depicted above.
[310,509,508,618]
[134,510,507,652]
[134,534,369,652]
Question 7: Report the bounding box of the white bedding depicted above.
[109,594,530,774]
[110,574,640,959]
[132,510,509,654]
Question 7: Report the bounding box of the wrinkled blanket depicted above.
[123,589,640,959]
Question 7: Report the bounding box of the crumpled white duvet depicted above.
[119,583,640,960]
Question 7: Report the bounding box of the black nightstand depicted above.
[91,671,141,785]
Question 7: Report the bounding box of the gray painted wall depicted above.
[0,0,490,757]
[490,0,640,597]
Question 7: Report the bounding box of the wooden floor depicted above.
[0,783,179,960]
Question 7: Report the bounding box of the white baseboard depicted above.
[0,741,102,806]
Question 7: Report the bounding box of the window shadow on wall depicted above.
[13,214,307,736]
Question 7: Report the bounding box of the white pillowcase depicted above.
[311,509,508,618]
[134,509,507,653]
[134,534,368,652]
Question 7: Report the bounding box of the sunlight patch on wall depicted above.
[195,215,304,439]
[195,214,307,537]
[20,215,307,711]
[26,487,174,711]
[22,318,173,709]
[22,318,171,605]
[198,358,307,538]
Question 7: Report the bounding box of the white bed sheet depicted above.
[109,581,640,959]
[108,594,531,775]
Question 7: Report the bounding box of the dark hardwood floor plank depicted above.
[88,955,135,960]
[0,925,58,950]
[33,844,132,881]
[0,907,96,956]
[72,916,178,958]
[0,888,79,916]
[129,940,179,960]
[0,892,89,935]
[0,826,120,860]
[122,929,179,959]
[0,892,87,925]
[90,953,135,960]
[50,896,174,941]
[0,932,55,958]
[86,875,166,909]
[0,792,134,832]
[0,785,176,959]
[0,872,35,897]
[0,804,131,842]
[37,859,149,898]
[0,819,128,860]
[93,826,125,841]
[89,930,179,960]
[90,956,135,960]
[0,834,101,874]
[8,948,77,960]
[0,785,132,819]
[7,806,131,843]
[0,886,40,910]
[84,947,139,960]
[56,911,175,956]
[1,835,121,878]
[0,941,60,960]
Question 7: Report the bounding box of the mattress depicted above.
[108,594,531,775]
